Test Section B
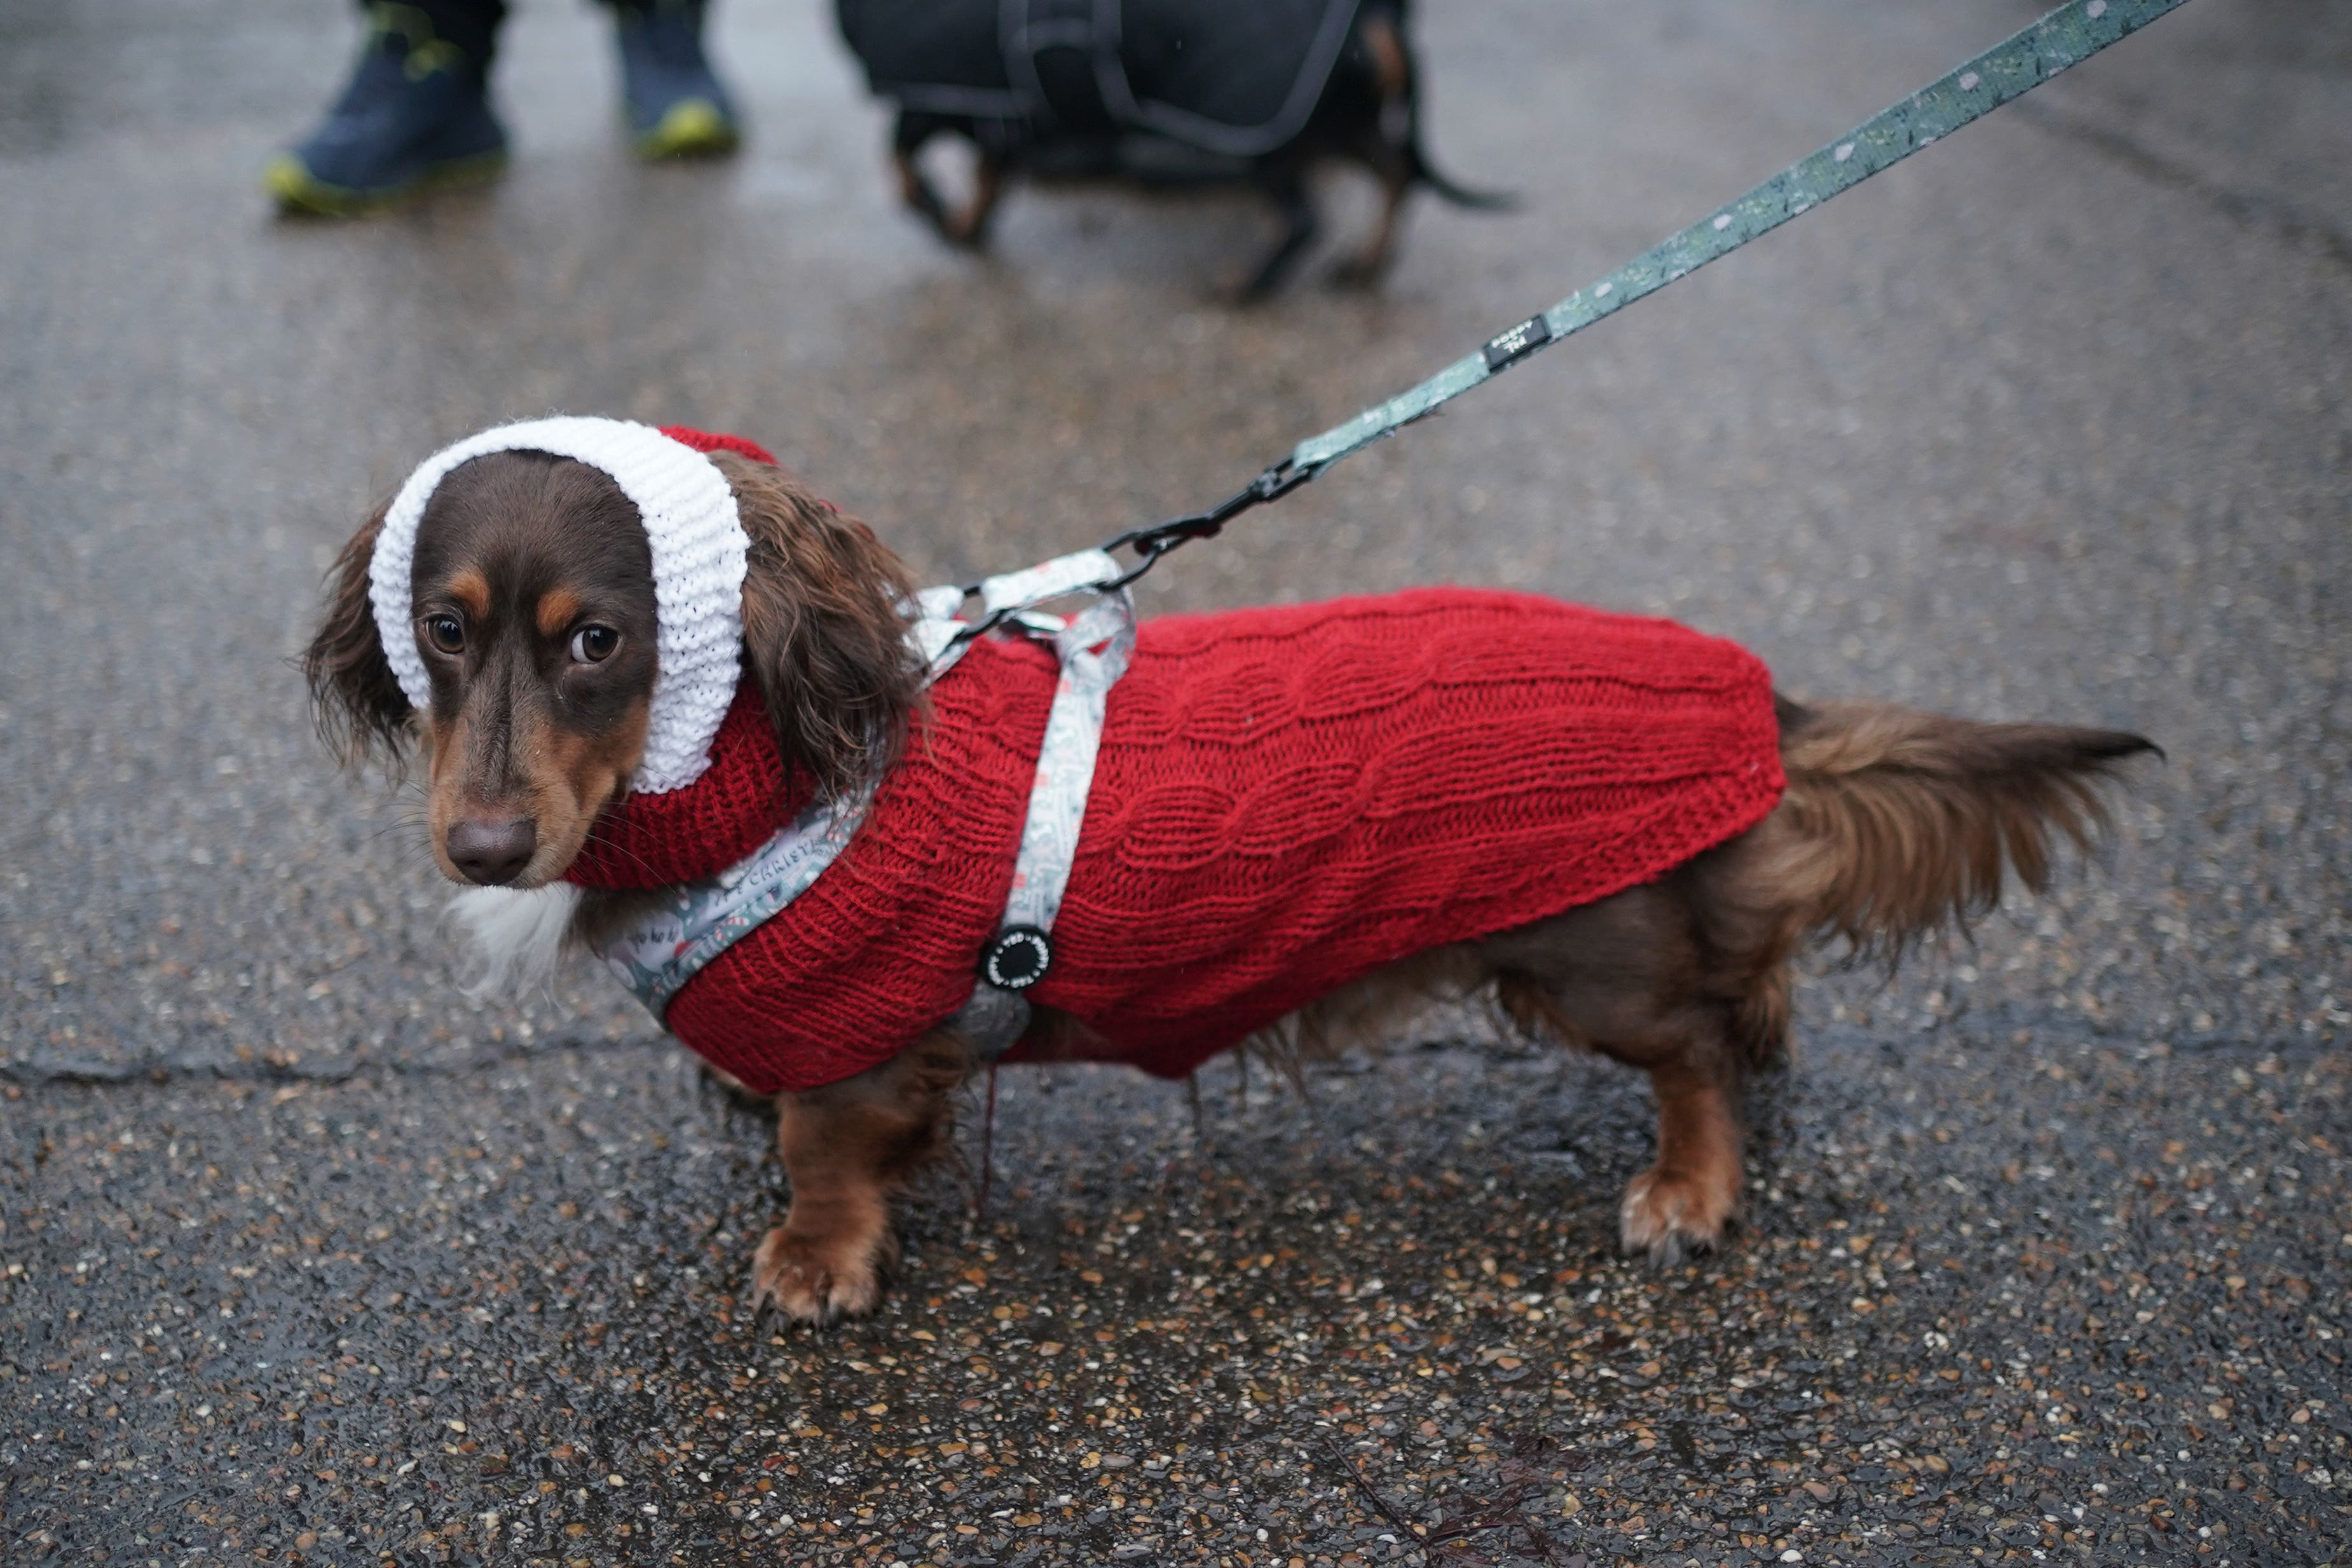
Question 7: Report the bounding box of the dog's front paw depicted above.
[751,1226,889,1326]
[1618,1167,1737,1267]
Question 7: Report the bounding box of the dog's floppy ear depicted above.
[714,451,924,800]
[304,500,415,770]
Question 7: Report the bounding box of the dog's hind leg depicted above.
[1328,4,1416,289]
[1235,167,1320,301]
[1480,883,1760,1264]
[1330,167,1411,290]
[1613,1056,1746,1265]
[751,1031,969,1326]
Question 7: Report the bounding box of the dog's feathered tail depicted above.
[1766,697,2157,961]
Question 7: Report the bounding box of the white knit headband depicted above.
[367,416,749,795]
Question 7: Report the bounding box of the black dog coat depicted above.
[836,0,1367,160]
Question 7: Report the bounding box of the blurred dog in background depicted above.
[835,0,1513,297]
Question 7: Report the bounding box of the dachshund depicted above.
[308,433,2154,1326]
[847,0,1514,299]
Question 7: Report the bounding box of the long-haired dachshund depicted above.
[308,420,2153,1326]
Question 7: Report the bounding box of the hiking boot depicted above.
[265,7,507,216]
[615,1,741,159]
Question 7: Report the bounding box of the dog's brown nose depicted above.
[446,817,538,886]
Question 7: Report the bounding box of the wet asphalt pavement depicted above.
[3,0,2349,1564]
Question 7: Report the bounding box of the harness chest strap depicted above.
[591,549,1137,1062]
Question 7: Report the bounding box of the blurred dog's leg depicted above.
[891,111,959,242]
[1236,167,1320,301]
[1330,3,1415,288]
[947,151,1006,249]
[1332,168,1411,289]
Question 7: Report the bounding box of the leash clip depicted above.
[1100,457,1319,591]
[1248,457,1310,503]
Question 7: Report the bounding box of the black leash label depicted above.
[1483,314,1554,373]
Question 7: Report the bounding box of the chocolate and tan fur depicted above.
[309,447,2154,1325]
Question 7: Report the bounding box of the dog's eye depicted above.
[570,625,620,664]
[423,616,465,655]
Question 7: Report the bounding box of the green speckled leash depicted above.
[1090,0,2194,585]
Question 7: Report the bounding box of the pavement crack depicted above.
[0,1032,662,1092]
[2011,97,2352,273]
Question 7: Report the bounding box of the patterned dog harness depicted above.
[592,547,1135,1060]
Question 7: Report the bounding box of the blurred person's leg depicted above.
[265,1,509,215]
[608,0,740,160]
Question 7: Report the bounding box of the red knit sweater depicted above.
[568,587,1786,1095]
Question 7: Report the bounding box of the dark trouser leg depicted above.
[355,0,507,76]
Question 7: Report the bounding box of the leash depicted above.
[1077,0,2191,590]
[913,0,2193,1033]
[601,0,2196,1081]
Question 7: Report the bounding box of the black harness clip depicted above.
[979,925,1055,991]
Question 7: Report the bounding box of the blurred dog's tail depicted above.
[1409,135,1519,211]
[1768,697,2156,959]
[1360,1,1517,211]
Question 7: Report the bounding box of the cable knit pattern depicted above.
[573,588,1786,1096]
[369,418,757,794]
[566,681,812,889]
